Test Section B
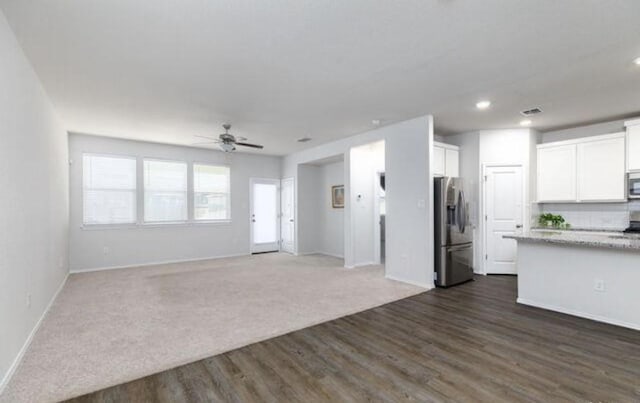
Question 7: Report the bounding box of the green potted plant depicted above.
[538,213,570,229]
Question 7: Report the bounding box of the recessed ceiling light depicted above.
[476,100,491,110]
[634,57,640,66]
[372,119,381,125]
[520,119,532,126]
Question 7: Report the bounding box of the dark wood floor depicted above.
[66,275,640,403]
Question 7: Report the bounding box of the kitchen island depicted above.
[505,230,640,330]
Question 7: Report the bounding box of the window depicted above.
[83,154,137,225]
[144,160,188,223]
[193,164,230,220]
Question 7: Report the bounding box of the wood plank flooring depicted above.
[66,275,640,403]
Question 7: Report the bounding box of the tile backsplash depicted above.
[535,201,640,230]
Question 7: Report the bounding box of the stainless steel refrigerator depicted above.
[434,177,474,287]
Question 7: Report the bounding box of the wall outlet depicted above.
[594,279,606,292]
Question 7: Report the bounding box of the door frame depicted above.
[249,177,281,254]
[481,163,526,275]
[280,177,295,254]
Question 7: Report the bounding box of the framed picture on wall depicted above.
[332,185,344,208]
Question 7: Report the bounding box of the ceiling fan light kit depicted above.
[191,124,264,153]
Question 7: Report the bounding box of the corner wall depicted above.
[68,134,282,271]
[0,11,69,390]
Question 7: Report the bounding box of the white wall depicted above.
[0,11,69,390]
[350,141,384,266]
[296,163,322,255]
[283,116,434,288]
[68,134,281,271]
[319,161,345,258]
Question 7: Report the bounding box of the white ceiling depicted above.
[1,0,640,155]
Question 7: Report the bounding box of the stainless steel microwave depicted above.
[629,173,640,199]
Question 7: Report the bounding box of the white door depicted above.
[280,178,295,254]
[250,178,280,253]
[485,165,523,274]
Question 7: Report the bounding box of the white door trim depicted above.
[280,177,295,254]
[249,178,281,253]
[481,163,525,275]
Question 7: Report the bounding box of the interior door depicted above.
[250,178,280,253]
[485,165,523,274]
[280,178,295,254]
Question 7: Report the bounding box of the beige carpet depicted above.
[1,253,426,403]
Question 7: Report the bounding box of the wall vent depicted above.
[297,137,312,143]
[520,108,543,116]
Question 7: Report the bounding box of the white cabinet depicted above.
[537,144,577,202]
[577,136,625,201]
[445,148,459,178]
[537,132,626,203]
[433,142,459,177]
[626,122,640,172]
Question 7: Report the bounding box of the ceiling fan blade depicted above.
[235,142,264,149]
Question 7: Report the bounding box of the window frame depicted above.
[82,153,138,227]
[192,162,232,223]
[142,158,189,225]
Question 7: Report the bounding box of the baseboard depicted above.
[517,298,640,331]
[69,253,250,274]
[385,274,434,290]
[344,261,379,269]
[0,272,69,395]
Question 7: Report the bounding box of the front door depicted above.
[250,178,280,253]
[280,178,295,254]
[484,165,523,274]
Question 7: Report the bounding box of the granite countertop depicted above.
[504,229,640,251]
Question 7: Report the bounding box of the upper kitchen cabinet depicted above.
[626,119,640,172]
[433,142,459,177]
[537,133,626,203]
[537,143,577,202]
[576,133,625,202]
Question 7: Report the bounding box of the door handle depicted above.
[515,224,523,229]
[289,219,294,222]
[252,219,256,222]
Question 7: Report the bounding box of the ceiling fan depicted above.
[193,124,264,152]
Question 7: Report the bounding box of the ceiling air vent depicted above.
[297,137,312,143]
[520,108,543,116]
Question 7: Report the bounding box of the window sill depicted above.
[81,220,232,230]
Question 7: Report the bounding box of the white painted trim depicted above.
[517,298,640,331]
[385,274,433,290]
[624,118,640,127]
[69,253,250,274]
[344,260,378,269]
[0,273,69,394]
[433,141,460,151]
[537,132,625,149]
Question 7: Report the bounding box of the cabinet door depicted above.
[445,149,459,177]
[577,135,625,201]
[537,144,577,202]
[628,125,640,172]
[433,146,445,176]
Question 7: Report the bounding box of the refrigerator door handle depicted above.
[457,191,466,233]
